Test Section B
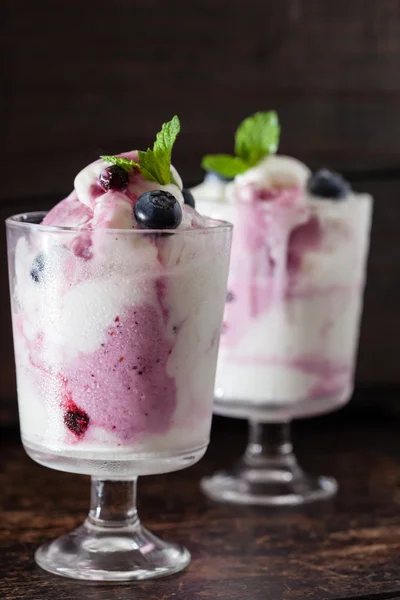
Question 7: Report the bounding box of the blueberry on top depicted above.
[134,190,182,230]
[182,187,195,208]
[30,253,46,283]
[99,165,129,192]
[307,169,351,200]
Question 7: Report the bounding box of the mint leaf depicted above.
[138,148,168,185]
[201,154,249,178]
[201,111,280,178]
[101,116,181,186]
[100,155,138,173]
[135,150,159,184]
[138,115,180,185]
[154,115,180,176]
[234,111,280,167]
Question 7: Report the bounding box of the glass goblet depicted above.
[199,192,372,506]
[7,212,231,580]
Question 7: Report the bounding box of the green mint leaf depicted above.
[100,116,181,186]
[136,150,159,184]
[154,115,180,170]
[138,148,170,185]
[100,155,138,173]
[138,115,180,185]
[201,154,249,178]
[234,110,280,167]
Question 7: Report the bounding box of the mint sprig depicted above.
[138,116,180,186]
[201,111,280,178]
[101,115,181,186]
[235,111,279,166]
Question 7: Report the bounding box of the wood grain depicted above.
[1,415,400,600]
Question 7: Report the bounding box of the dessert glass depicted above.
[199,193,372,506]
[7,211,231,580]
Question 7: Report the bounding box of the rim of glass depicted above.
[6,211,233,235]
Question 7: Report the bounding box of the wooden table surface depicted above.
[1,407,400,600]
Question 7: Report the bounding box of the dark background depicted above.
[1,0,400,406]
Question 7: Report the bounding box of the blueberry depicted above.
[182,188,195,208]
[99,165,129,192]
[308,169,351,200]
[30,253,46,283]
[134,190,182,230]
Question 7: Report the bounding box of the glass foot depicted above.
[201,467,337,506]
[201,420,338,506]
[35,519,190,581]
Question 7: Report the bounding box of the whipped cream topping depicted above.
[190,173,229,204]
[229,155,311,196]
[43,151,204,231]
[192,155,312,207]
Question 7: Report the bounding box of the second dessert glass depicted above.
[198,181,372,506]
[7,212,231,580]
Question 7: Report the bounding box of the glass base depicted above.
[201,466,338,506]
[24,439,207,477]
[35,519,190,581]
[201,421,338,506]
[201,468,337,506]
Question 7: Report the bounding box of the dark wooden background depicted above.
[1,0,400,401]
[2,4,400,597]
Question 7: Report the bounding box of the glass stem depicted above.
[244,421,299,471]
[87,478,140,529]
